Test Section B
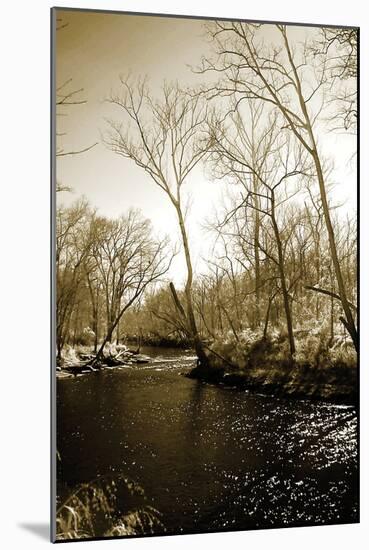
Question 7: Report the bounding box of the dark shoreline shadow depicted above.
[18,523,49,541]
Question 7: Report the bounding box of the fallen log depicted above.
[62,363,99,375]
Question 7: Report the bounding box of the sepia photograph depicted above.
[52,7,358,542]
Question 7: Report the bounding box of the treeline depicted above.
[57,191,356,362]
[125,209,356,359]
[56,23,357,367]
[56,202,172,360]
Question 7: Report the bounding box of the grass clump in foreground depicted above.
[56,474,164,540]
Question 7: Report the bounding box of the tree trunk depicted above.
[57,340,62,361]
[94,315,121,363]
[282,30,357,350]
[116,318,120,345]
[263,298,272,340]
[173,201,209,367]
[86,273,99,353]
[92,291,144,364]
[271,198,296,357]
[330,271,334,345]
[312,151,357,350]
[253,176,261,327]
[285,36,357,350]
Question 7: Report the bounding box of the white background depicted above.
[0,0,367,548]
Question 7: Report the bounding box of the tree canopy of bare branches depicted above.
[105,78,211,363]
[196,22,357,349]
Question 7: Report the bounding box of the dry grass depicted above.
[56,474,164,540]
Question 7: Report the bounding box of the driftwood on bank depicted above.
[57,346,151,376]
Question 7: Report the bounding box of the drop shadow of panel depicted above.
[18,523,49,541]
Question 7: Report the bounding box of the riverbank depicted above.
[188,335,358,405]
[56,336,357,405]
[56,343,152,377]
[188,361,357,405]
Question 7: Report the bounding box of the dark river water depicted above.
[57,346,358,536]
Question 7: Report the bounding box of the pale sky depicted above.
[55,9,357,285]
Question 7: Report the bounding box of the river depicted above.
[56,346,358,536]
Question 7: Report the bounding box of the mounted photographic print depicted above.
[51,7,359,542]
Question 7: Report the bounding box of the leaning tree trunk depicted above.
[312,151,357,350]
[174,202,209,367]
[92,292,141,365]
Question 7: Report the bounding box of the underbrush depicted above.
[191,326,357,404]
[126,334,191,349]
[208,326,356,371]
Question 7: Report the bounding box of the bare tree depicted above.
[91,209,172,363]
[207,104,311,356]
[56,200,93,359]
[105,78,210,365]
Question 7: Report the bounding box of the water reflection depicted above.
[57,347,358,534]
